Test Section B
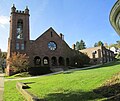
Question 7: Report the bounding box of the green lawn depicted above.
[4,61,120,101]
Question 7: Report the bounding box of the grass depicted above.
[4,80,25,101]
[4,61,120,101]
[5,72,31,79]
[94,71,120,100]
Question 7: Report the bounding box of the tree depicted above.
[75,40,86,50]
[116,40,120,45]
[97,41,103,46]
[116,40,120,48]
[71,52,90,67]
[94,43,98,47]
[109,40,120,48]
[94,41,103,47]
[75,41,80,50]
[1,52,7,59]
[7,52,29,73]
[0,51,1,58]
[0,52,7,67]
[79,40,86,50]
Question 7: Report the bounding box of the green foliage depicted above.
[116,40,120,46]
[0,52,7,67]
[0,52,7,59]
[94,43,98,47]
[109,40,120,48]
[75,41,80,50]
[71,52,90,67]
[7,52,29,73]
[94,41,103,47]
[0,51,1,58]
[98,41,103,46]
[4,61,120,101]
[109,40,120,60]
[75,40,86,50]
[79,40,86,50]
[81,53,90,64]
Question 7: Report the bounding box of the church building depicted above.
[6,5,86,75]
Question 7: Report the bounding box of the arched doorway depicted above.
[66,58,69,66]
[51,57,57,66]
[34,56,41,65]
[59,57,64,66]
[43,57,49,66]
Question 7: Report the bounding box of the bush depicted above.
[28,66,52,76]
[71,53,90,67]
[7,52,29,73]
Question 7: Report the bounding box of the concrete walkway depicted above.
[5,64,102,81]
[0,69,4,101]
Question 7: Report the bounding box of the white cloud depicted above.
[0,15,9,28]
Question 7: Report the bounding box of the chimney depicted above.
[59,33,64,40]
[72,44,75,50]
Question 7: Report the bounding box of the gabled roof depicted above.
[33,27,72,49]
[35,27,55,41]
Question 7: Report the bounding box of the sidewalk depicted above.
[5,64,102,81]
[0,69,4,101]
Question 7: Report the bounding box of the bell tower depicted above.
[7,4,30,75]
[7,4,30,57]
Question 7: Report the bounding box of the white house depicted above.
[110,47,120,54]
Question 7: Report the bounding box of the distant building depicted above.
[79,46,115,64]
[110,47,120,55]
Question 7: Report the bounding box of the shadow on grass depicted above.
[93,83,120,101]
[24,82,36,85]
[43,90,104,101]
[23,82,36,89]
[43,82,120,101]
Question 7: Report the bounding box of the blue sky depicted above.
[0,0,119,51]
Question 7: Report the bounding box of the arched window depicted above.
[17,19,23,39]
[66,58,69,66]
[59,57,64,66]
[43,57,49,65]
[34,56,41,65]
[51,57,57,66]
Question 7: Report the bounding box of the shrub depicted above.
[71,52,90,67]
[7,52,29,73]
